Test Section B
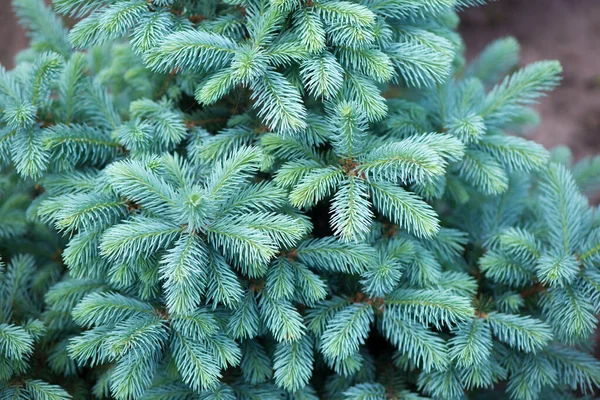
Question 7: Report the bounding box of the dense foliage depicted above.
[2,0,600,399]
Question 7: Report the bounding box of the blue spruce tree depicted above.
[1,0,600,399]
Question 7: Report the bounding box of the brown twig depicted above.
[520,282,546,298]
[350,292,385,312]
[154,68,178,99]
[184,117,229,129]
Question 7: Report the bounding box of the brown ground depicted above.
[460,0,600,160]
[1,0,600,158]
[0,0,27,69]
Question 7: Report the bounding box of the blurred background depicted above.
[460,0,600,161]
[0,0,599,159]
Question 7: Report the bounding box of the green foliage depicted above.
[0,175,72,398]
[0,0,599,399]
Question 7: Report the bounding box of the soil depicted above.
[1,0,599,158]
[0,0,27,69]
[460,0,600,160]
